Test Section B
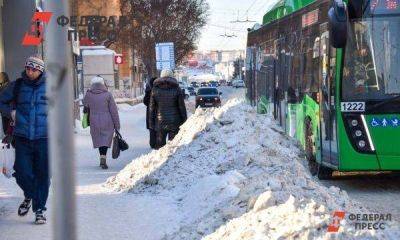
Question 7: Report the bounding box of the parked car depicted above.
[187,86,196,96]
[227,80,232,86]
[209,81,218,88]
[200,82,208,87]
[195,87,222,108]
[191,82,199,88]
[232,79,245,88]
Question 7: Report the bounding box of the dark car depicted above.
[200,82,208,87]
[209,81,218,87]
[195,87,222,108]
[187,86,196,96]
[191,82,199,88]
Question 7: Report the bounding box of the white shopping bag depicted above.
[1,143,15,178]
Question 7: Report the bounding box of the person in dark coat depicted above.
[149,69,187,149]
[0,72,11,135]
[143,77,157,149]
[0,56,49,224]
[83,76,120,169]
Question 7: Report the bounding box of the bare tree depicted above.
[119,0,209,77]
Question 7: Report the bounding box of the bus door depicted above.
[319,28,338,166]
[276,38,287,130]
[273,40,280,121]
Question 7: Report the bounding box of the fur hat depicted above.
[160,69,174,78]
[25,56,45,72]
[91,76,105,85]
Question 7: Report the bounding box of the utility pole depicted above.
[44,1,76,240]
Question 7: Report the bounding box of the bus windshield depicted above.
[342,16,400,101]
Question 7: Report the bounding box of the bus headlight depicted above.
[344,114,375,154]
[358,140,366,148]
[355,130,363,137]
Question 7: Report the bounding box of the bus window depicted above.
[342,17,400,101]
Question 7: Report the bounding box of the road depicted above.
[321,172,400,222]
[185,86,246,114]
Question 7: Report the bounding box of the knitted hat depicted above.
[160,69,174,78]
[91,76,105,85]
[25,56,45,73]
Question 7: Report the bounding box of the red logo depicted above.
[328,211,346,232]
[115,55,123,65]
[22,12,53,46]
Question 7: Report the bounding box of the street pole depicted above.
[132,48,137,98]
[44,1,76,240]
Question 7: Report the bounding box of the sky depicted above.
[197,0,280,51]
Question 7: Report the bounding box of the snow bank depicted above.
[107,98,400,239]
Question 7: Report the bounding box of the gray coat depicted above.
[83,83,120,148]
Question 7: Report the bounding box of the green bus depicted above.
[246,0,400,179]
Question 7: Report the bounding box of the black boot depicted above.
[100,155,108,169]
[18,198,31,216]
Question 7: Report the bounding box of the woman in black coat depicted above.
[149,70,187,149]
[143,77,157,149]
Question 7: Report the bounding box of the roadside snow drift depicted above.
[107,99,400,239]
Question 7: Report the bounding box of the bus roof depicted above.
[262,0,317,25]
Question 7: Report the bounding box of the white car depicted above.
[232,80,245,88]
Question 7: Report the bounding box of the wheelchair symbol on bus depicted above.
[370,118,381,127]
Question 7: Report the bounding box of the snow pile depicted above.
[107,99,400,239]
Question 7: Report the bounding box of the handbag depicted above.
[116,130,129,151]
[82,106,90,129]
[1,143,15,178]
[112,130,129,159]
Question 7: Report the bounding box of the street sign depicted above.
[156,42,175,70]
[115,55,123,64]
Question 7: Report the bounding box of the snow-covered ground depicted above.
[1,86,400,239]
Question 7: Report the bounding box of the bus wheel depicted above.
[317,164,333,180]
[305,119,318,176]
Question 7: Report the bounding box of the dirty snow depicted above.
[108,98,400,239]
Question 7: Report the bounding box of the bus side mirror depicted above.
[328,0,348,48]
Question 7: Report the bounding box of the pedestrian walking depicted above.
[143,77,157,149]
[0,57,49,224]
[0,72,11,135]
[83,76,120,169]
[149,69,187,149]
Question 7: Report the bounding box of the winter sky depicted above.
[197,0,280,51]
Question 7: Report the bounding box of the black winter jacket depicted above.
[149,77,187,131]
